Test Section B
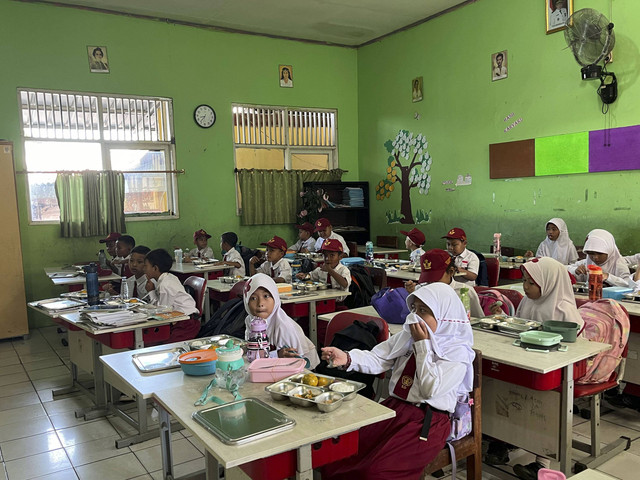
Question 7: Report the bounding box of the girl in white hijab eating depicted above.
[568,229,630,287]
[243,273,319,369]
[321,282,474,480]
[527,218,578,265]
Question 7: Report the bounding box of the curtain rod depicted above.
[233,168,347,173]
[16,169,185,174]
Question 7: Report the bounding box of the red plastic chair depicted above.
[183,276,206,317]
[494,287,524,311]
[229,281,247,300]
[486,257,500,287]
[325,312,389,346]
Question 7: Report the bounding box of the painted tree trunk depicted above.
[399,166,414,224]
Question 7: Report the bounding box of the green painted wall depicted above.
[0,0,358,327]
[358,0,640,256]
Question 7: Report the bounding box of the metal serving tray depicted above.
[132,346,188,372]
[192,398,295,445]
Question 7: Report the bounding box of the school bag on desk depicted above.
[576,298,630,384]
[371,287,409,324]
[197,297,247,340]
[343,264,376,309]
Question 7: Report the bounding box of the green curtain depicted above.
[55,171,126,238]
[238,169,344,225]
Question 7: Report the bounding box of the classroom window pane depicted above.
[235,148,285,169]
[291,153,329,170]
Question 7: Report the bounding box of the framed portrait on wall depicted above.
[546,0,573,34]
[87,46,109,73]
[491,51,508,81]
[411,77,423,102]
[279,65,293,88]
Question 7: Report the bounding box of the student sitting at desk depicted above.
[99,231,121,270]
[321,283,474,480]
[524,218,578,265]
[291,222,316,253]
[567,229,630,287]
[401,227,426,265]
[443,227,479,287]
[249,236,292,283]
[144,248,201,342]
[184,229,214,262]
[296,238,351,301]
[313,217,349,255]
[244,273,319,368]
[111,235,135,277]
[214,231,244,277]
[103,245,150,298]
[405,249,486,318]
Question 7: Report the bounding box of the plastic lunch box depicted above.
[518,330,563,346]
[542,321,580,342]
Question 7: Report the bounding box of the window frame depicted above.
[17,88,179,225]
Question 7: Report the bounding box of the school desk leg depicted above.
[76,338,109,420]
[159,404,175,480]
[205,451,223,480]
[559,364,574,475]
[296,443,313,480]
[309,301,318,346]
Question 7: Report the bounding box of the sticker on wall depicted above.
[455,174,472,186]
[504,117,523,133]
[378,129,432,224]
[442,180,454,185]
[414,209,431,224]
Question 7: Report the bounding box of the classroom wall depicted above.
[0,0,358,327]
[357,0,640,255]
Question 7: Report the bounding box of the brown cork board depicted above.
[489,139,535,179]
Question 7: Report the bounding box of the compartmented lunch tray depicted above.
[132,346,188,372]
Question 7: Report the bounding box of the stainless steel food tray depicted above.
[132,346,188,372]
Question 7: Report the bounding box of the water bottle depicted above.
[174,248,183,265]
[493,233,501,258]
[246,317,270,363]
[84,263,100,306]
[98,249,107,269]
[120,276,130,300]
[365,241,374,263]
[588,265,603,301]
[292,261,301,278]
[460,287,471,320]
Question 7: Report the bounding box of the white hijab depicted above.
[401,283,475,394]
[243,273,319,368]
[583,229,629,278]
[517,257,583,327]
[537,218,578,265]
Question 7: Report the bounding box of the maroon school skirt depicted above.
[322,397,450,480]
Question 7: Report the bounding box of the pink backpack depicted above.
[576,299,630,384]
[477,289,515,316]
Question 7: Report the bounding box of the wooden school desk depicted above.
[170,261,227,320]
[386,269,419,288]
[356,245,406,259]
[318,307,610,475]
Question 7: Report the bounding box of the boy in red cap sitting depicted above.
[442,228,479,287]
[291,222,316,253]
[313,218,349,255]
[184,229,214,262]
[99,232,121,270]
[296,238,351,301]
[400,227,426,265]
[249,236,292,283]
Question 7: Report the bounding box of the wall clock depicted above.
[194,104,216,128]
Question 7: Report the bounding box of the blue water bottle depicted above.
[84,263,100,305]
[365,241,374,263]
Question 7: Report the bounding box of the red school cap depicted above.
[418,249,453,284]
[441,228,467,241]
[261,236,288,252]
[321,238,343,253]
[193,229,212,240]
[99,232,121,243]
[400,228,425,246]
[314,218,331,232]
[296,222,315,234]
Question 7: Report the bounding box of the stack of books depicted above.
[342,187,364,207]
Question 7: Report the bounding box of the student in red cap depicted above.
[442,227,479,287]
[111,235,135,277]
[400,227,426,264]
[405,249,485,318]
[291,222,316,253]
[249,236,292,283]
[313,218,349,255]
[296,238,351,301]
[184,229,214,262]
[99,232,121,268]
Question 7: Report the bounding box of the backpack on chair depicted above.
[576,298,630,384]
[476,289,515,316]
[343,265,376,309]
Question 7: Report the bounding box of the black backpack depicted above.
[314,319,380,398]
[469,249,488,287]
[343,265,376,309]
[197,297,247,339]
[236,245,261,276]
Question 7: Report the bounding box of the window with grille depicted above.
[232,104,338,210]
[18,88,178,223]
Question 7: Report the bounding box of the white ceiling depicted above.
[30,0,471,47]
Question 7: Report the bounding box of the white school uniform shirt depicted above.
[291,237,316,253]
[257,257,292,283]
[111,255,129,276]
[623,253,640,267]
[147,272,199,316]
[409,247,425,264]
[125,274,148,299]
[567,229,630,287]
[187,246,214,259]
[453,248,479,287]
[309,263,351,302]
[223,248,245,277]
[314,232,349,255]
[347,283,474,412]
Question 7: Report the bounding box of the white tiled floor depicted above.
[0,327,638,479]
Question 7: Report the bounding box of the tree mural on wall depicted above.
[375,129,432,224]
